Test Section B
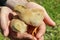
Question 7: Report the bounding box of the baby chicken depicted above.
[10,19,27,33]
[14,5,44,27]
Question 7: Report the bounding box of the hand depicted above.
[26,2,56,40]
[0,2,56,40]
[0,7,37,40]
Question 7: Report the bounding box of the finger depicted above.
[16,32,37,40]
[36,21,46,39]
[0,7,12,36]
[43,8,56,26]
[38,36,44,40]
[9,29,37,40]
[26,2,56,26]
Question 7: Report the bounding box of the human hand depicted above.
[26,2,56,40]
[0,1,56,40]
[0,7,37,40]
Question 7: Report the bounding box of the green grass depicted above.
[0,0,60,40]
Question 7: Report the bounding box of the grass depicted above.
[0,0,60,40]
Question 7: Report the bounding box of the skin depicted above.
[0,1,56,40]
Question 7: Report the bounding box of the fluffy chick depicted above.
[10,19,27,33]
[14,5,44,27]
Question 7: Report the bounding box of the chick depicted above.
[14,5,44,27]
[10,19,27,33]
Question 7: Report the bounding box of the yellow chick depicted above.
[14,5,44,27]
[10,19,27,33]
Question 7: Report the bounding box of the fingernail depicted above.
[52,21,56,26]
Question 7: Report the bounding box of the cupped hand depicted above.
[0,7,37,40]
[0,2,56,40]
[26,2,56,40]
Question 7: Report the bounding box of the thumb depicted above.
[1,11,9,36]
[36,22,46,38]
[0,7,10,36]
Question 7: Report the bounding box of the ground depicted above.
[0,0,60,40]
